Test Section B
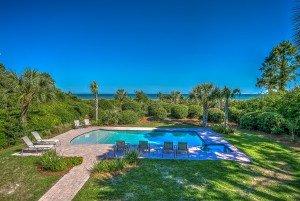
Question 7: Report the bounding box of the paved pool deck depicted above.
[37,126,250,201]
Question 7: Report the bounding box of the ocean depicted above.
[75,93,261,100]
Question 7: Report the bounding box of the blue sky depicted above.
[0,0,293,94]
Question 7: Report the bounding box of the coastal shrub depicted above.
[98,99,119,110]
[208,108,224,123]
[38,150,67,172]
[93,159,126,173]
[38,150,83,172]
[29,114,62,132]
[188,105,202,118]
[171,105,189,119]
[118,110,139,125]
[121,100,142,115]
[99,110,119,125]
[124,150,139,164]
[257,112,286,135]
[228,107,244,124]
[148,103,168,120]
[239,111,260,130]
[212,124,235,135]
[159,101,173,114]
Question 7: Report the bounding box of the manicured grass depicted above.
[74,130,300,201]
[0,146,75,201]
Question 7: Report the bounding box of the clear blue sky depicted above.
[0,0,293,94]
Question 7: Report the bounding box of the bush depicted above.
[38,150,83,172]
[212,124,235,135]
[159,101,173,114]
[208,108,224,123]
[118,110,139,125]
[29,114,62,132]
[148,103,168,120]
[99,99,120,110]
[38,150,67,172]
[121,101,141,112]
[99,110,119,125]
[228,107,244,124]
[171,105,189,119]
[239,111,260,130]
[257,112,286,134]
[124,150,139,164]
[188,105,202,118]
[93,159,125,173]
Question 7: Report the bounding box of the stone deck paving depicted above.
[38,126,250,201]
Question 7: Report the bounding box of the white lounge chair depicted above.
[31,131,59,145]
[83,119,91,127]
[74,120,82,128]
[21,136,54,154]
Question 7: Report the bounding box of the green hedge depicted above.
[118,110,139,125]
[228,107,244,123]
[208,108,224,123]
[188,105,202,118]
[148,103,168,120]
[171,105,189,119]
[239,111,260,130]
[257,112,286,135]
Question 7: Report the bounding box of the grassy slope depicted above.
[0,146,65,201]
[74,130,300,201]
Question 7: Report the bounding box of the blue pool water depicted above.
[71,129,203,147]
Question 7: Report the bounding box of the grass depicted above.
[0,146,79,201]
[74,130,300,201]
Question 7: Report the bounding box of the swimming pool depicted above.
[71,129,204,147]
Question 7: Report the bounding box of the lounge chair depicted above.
[31,131,59,145]
[113,141,129,156]
[74,120,82,128]
[21,136,54,154]
[175,142,189,157]
[162,141,175,158]
[138,141,150,154]
[83,119,91,127]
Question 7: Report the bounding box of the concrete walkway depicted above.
[38,126,250,201]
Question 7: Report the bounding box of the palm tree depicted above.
[90,81,99,121]
[190,83,219,127]
[222,87,240,127]
[19,69,56,123]
[115,89,127,102]
[135,90,148,103]
[170,91,183,103]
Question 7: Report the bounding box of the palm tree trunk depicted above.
[95,93,99,121]
[224,99,229,127]
[202,103,208,127]
[21,103,29,124]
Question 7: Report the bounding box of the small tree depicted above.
[90,81,99,121]
[115,89,128,102]
[170,91,183,104]
[222,87,240,127]
[19,69,56,124]
[134,90,149,103]
[190,83,219,127]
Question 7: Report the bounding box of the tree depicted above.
[170,91,183,103]
[256,41,300,92]
[190,83,219,127]
[256,56,278,93]
[222,87,240,127]
[90,81,99,121]
[19,69,56,123]
[115,89,128,102]
[134,90,149,103]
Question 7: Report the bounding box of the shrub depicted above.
[257,112,286,134]
[38,150,67,172]
[99,99,119,110]
[148,103,168,120]
[121,101,141,112]
[118,110,139,125]
[228,107,244,123]
[188,105,202,118]
[93,159,125,173]
[239,111,260,130]
[124,150,139,164]
[212,124,235,135]
[29,114,62,132]
[171,105,189,119]
[159,101,173,114]
[99,110,119,125]
[208,108,224,123]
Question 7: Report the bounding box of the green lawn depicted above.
[74,130,300,201]
[0,146,69,201]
